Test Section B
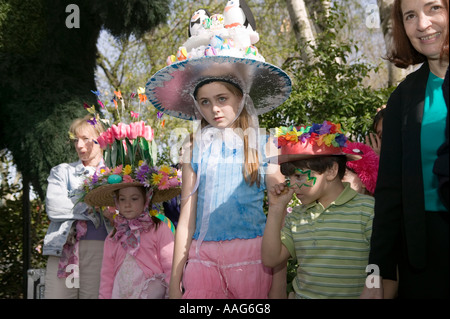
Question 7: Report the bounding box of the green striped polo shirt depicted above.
[281,183,374,299]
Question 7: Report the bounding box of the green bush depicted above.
[260,3,395,141]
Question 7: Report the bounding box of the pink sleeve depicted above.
[156,225,175,284]
[98,238,115,299]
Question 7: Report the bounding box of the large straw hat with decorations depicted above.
[145,0,292,121]
[82,162,181,207]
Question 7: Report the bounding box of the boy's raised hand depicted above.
[263,182,294,268]
[268,182,295,211]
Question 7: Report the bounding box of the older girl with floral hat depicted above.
[146,1,291,299]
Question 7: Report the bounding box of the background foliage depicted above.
[260,3,394,140]
[0,0,171,298]
[0,150,47,298]
[0,0,170,199]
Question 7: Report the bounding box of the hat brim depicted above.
[266,153,362,165]
[145,55,292,120]
[83,182,181,207]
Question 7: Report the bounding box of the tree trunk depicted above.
[285,0,316,65]
[304,0,331,35]
[378,0,407,86]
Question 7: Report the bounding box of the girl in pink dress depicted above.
[82,162,180,299]
[99,186,174,299]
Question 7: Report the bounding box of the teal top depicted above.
[421,71,447,211]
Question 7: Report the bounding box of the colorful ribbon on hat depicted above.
[150,209,175,234]
[275,121,348,148]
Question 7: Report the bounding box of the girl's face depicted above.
[73,126,103,166]
[195,81,243,128]
[116,187,146,220]
[401,0,448,60]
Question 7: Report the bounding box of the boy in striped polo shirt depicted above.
[262,122,374,299]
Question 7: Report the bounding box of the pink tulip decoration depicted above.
[105,129,115,144]
[118,123,128,140]
[126,122,139,140]
[109,123,127,141]
[110,124,119,138]
[97,129,115,149]
[143,125,153,141]
[134,121,146,138]
[96,135,108,149]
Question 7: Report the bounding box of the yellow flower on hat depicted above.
[123,165,132,175]
[151,172,163,185]
[149,209,158,216]
[275,126,290,137]
[285,131,298,143]
[323,134,336,147]
[159,164,172,175]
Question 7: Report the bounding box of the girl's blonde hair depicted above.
[199,81,261,187]
[235,107,261,188]
[69,114,105,140]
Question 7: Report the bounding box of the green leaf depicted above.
[139,137,152,163]
[125,138,135,168]
[150,139,157,166]
[117,140,124,167]
[112,141,119,168]
[104,146,111,168]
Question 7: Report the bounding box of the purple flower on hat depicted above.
[135,163,150,183]
[91,172,99,185]
[87,117,97,126]
[334,134,348,147]
[300,132,311,143]
[318,121,332,135]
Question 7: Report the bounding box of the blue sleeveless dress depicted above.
[191,128,268,242]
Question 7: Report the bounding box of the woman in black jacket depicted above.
[360,0,449,299]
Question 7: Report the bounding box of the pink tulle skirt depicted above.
[182,237,272,299]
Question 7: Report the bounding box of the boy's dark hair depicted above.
[280,156,347,180]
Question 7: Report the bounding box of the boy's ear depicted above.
[326,162,340,181]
